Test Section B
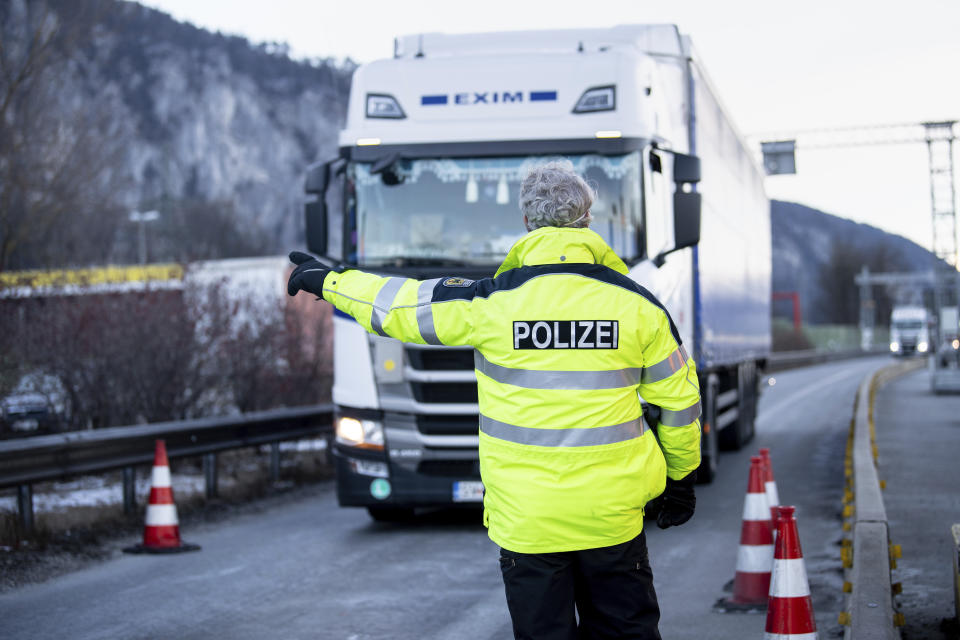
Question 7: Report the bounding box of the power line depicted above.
[748,120,957,151]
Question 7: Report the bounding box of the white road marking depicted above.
[757,364,870,433]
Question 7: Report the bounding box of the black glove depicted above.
[656,471,696,529]
[287,251,331,298]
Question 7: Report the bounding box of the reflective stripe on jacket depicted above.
[322,226,701,553]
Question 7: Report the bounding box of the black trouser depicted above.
[498,531,661,640]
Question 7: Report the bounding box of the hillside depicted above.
[771,200,936,324]
[0,0,353,268]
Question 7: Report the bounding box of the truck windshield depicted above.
[893,320,924,330]
[349,153,642,267]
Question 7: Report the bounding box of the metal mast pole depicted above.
[924,121,958,349]
[858,266,874,350]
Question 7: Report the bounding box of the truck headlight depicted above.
[889,341,899,352]
[572,86,616,113]
[366,93,406,119]
[917,341,929,353]
[336,416,385,450]
[952,339,959,350]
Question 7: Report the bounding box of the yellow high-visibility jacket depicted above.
[321,226,701,553]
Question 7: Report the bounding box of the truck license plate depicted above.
[452,481,484,502]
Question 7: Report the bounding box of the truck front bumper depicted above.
[333,445,483,509]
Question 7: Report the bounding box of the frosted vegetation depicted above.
[0,0,353,272]
[0,280,332,432]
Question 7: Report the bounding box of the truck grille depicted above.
[416,414,479,436]
[417,460,481,477]
[411,382,478,403]
[404,345,478,405]
[406,347,474,371]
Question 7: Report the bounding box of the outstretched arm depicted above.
[287,251,474,346]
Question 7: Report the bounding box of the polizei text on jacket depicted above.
[513,320,619,350]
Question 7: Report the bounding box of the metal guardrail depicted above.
[767,347,889,372]
[841,359,923,639]
[0,404,333,536]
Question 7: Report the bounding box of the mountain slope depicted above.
[1,0,353,263]
[771,200,936,324]
[96,1,353,246]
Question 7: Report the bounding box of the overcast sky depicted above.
[138,0,960,251]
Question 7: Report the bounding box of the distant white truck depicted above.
[889,305,931,356]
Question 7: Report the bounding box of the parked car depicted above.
[0,392,59,436]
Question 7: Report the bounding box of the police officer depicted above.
[288,161,700,640]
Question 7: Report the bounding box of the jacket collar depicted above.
[494,227,629,278]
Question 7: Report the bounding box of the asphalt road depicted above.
[0,356,891,640]
[874,367,960,639]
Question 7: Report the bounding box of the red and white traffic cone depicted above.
[722,455,773,609]
[124,439,200,554]
[765,505,817,639]
[759,447,780,525]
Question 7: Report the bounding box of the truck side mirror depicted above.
[671,152,701,250]
[304,159,340,256]
[673,153,701,184]
[653,151,702,267]
[673,190,701,250]
[304,199,328,256]
[305,161,329,194]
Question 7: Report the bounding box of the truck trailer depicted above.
[302,25,771,519]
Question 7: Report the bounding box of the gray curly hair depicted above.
[518,160,595,230]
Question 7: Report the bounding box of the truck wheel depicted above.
[738,361,757,444]
[367,506,415,522]
[697,375,719,484]
[720,363,756,450]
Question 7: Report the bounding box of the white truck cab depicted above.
[890,305,931,356]
[303,25,770,519]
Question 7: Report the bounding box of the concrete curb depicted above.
[953,523,960,628]
[841,358,924,640]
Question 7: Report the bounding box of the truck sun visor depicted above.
[366,93,406,119]
[573,86,616,114]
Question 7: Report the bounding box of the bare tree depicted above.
[816,241,909,326]
[0,299,24,398]
[209,288,332,412]
[148,199,270,263]
[2,277,332,430]
[0,0,129,271]
[10,289,208,428]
